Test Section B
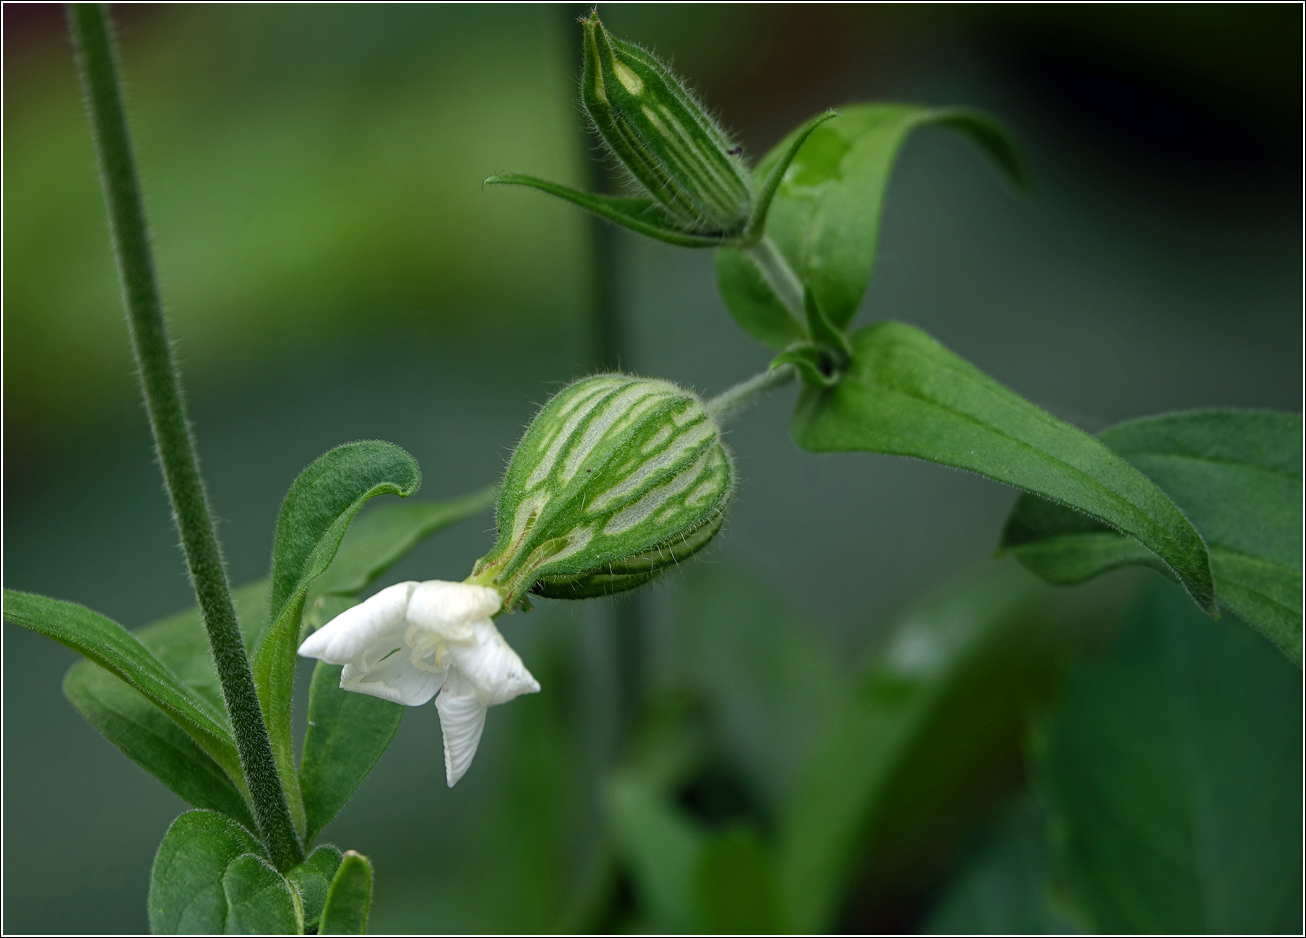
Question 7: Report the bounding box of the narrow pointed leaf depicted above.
[149,809,263,934]
[287,845,344,930]
[717,105,1029,347]
[745,110,839,240]
[694,827,782,933]
[792,322,1216,613]
[318,851,373,935]
[222,853,304,934]
[1001,410,1302,663]
[3,589,243,783]
[63,661,255,829]
[253,440,421,836]
[485,174,727,247]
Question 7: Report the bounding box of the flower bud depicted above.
[581,11,752,236]
[473,375,734,605]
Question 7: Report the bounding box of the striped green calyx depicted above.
[471,375,734,608]
[581,11,752,237]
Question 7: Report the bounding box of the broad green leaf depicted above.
[1034,581,1303,933]
[3,590,244,787]
[300,663,402,846]
[716,105,1029,348]
[148,809,262,934]
[775,561,1124,932]
[222,853,304,935]
[694,827,781,934]
[63,661,255,829]
[606,770,705,933]
[252,440,421,837]
[924,798,1076,935]
[1001,410,1303,663]
[318,851,373,935]
[792,322,1216,613]
[286,844,344,930]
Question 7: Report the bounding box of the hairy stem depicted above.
[747,236,805,321]
[68,3,303,870]
[705,363,799,426]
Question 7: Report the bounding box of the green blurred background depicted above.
[3,3,1300,933]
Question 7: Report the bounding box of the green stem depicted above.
[68,3,303,871]
[705,363,798,426]
[747,236,805,322]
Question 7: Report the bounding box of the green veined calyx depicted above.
[581,11,752,236]
[472,375,734,607]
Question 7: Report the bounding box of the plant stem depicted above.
[747,235,805,321]
[68,3,303,871]
[705,363,799,426]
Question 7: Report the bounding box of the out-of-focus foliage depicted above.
[3,5,589,449]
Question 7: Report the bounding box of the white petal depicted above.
[341,653,445,707]
[445,619,541,707]
[407,580,502,643]
[298,581,417,663]
[435,675,487,787]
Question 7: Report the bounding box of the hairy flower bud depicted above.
[581,11,752,236]
[473,375,734,605]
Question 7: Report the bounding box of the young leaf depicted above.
[318,850,374,935]
[792,322,1216,613]
[1034,581,1303,933]
[1001,410,1303,663]
[300,662,403,845]
[222,853,304,935]
[63,660,255,829]
[252,440,421,836]
[149,809,263,934]
[775,561,1123,932]
[286,844,344,930]
[716,105,1029,348]
[3,590,244,784]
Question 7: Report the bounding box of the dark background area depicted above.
[3,3,1300,933]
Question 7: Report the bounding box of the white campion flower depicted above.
[298,579,539,787]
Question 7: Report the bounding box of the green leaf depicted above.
[222,853,304,935]
[63,660,255,829]
[792,321,1216,614]
[3,590,244,787]
[924,798,1077,935]
[286,844,344,930]
[148,809,262,934]
[743,110,838,240]
[319,851,374,935]
[1034,580,1303,933]
[484,174,726,248]
[300,663,403,846]
[716,105,1029,348]
[775,561,1122,932]
[1001,410,1303,663]
[252,440,421,837]
[694,827,781,934]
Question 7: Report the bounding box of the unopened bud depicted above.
[581,12,752,236]
[473,375,734,605]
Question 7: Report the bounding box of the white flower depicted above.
[297,580,539,786]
